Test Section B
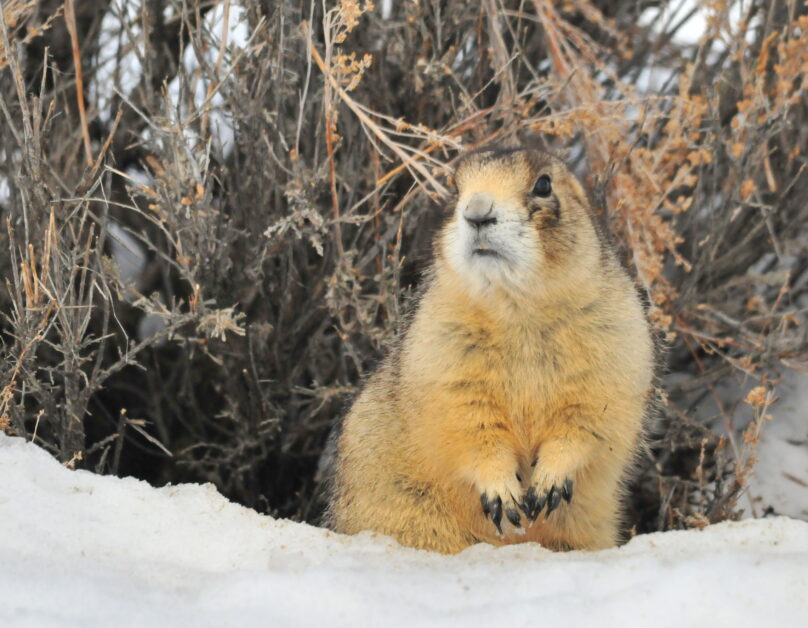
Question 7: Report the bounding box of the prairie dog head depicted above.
[440,147,602,299]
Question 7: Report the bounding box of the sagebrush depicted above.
[1,0,806,531]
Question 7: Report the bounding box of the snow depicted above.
[1,434,807,627]
[92,1,250,157]
[748,371,808,520]
[633,0,760,96]
[105,218,169,341]
[107,220,147,286]
[0,175,9,206]
[91,0,144,124]
[666,368,808,522]
[165,2,250,158]
[0,149,15,206]
[639,0,760,47]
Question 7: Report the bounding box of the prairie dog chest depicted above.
[405,292,616,420]
[448,313,598,388]
[427,315,596,417]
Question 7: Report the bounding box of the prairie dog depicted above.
[326,147,654,553]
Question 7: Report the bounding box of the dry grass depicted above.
[0,0,806,531]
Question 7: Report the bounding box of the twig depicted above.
[322,41,344,256]
[200,0,230,142]
[64,0,93,166]
[309,41,450,199]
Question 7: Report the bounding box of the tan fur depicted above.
[326,148,654,554]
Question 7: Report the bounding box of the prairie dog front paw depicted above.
[469,460,524,533]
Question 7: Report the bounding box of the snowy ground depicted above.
[1,434,806,628]
[664,368,808,521]
[748,372,808,520]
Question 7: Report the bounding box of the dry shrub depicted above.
[1,0,806,531]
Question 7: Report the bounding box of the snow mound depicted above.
[749,372,808,519]
[1,434,806,628]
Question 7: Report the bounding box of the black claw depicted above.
[530,457,538,468]
[535,492,547,516]
[520,486,536,520]
[545,486,562,518]
[562,478,574,503]
[521,486,546,521]
[491,496,503,533]
[481,493,490,516]
[506,507,521,528]
[515,472,522,482]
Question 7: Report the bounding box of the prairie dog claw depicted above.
[520,478,574,521]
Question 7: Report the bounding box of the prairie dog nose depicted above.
[463,193,497,229]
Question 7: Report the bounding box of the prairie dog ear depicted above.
[517,129,548,151]
[517,130,571,161]
[554,146,573,161]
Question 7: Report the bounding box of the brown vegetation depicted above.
[1,0,806,533]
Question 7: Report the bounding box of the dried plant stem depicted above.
[309,43,450,199]
[200,0,230,142]
[64,0,92,166]
[323,70,344,256]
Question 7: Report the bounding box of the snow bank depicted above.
[665,367,808,521]
[749,372,808,520]
[1,434,806,628]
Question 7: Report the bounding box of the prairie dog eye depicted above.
[532,175,552,197]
